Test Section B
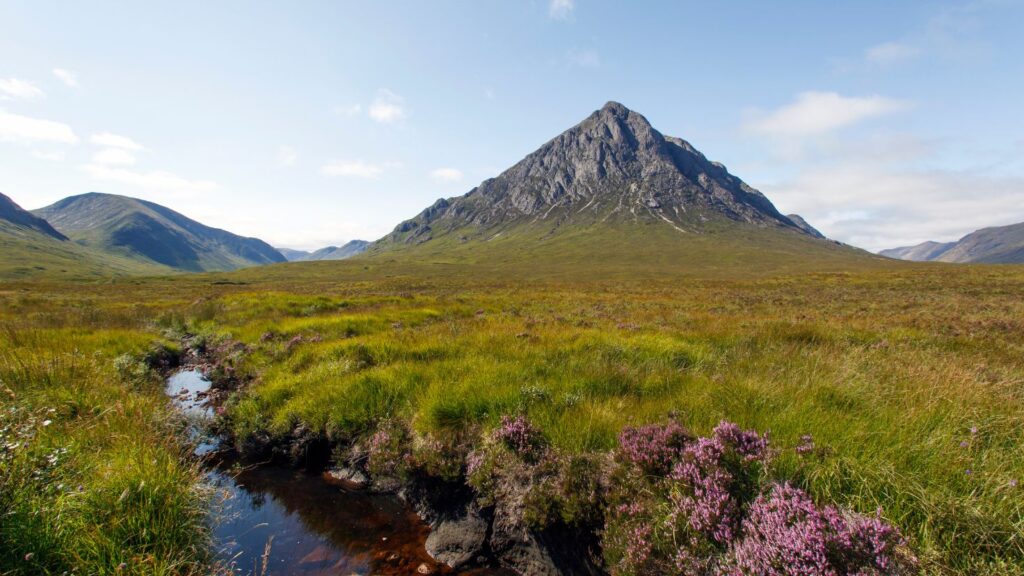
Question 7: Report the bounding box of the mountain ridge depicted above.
[0,192,68,240]
[34,192,286,272]
[881,222,1024,263]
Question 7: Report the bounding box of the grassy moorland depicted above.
[1,256,1023,574]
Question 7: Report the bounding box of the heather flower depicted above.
[796,434,815,455]
[494,414,544,458]
[366,423,407,476]
[728,483,913,576]
[617,420,691,475]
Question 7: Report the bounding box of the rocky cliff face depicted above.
[378,102,806,246]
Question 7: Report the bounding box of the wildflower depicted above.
[494,414,544,457]
[959,440,969,448]
[970,426,978,435]
[42,419,52,427]
[795,433,815,455]
[1009,479,1018,488]
[965,469,973,475]
[617,420,691,475]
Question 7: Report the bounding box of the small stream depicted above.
[166,370,460,575]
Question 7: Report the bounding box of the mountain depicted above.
[1,192,167,280]
[368,102,876,275]
[0,192,67,240]
[879,241,957,262]
[33,192,286,272]
[881,222,1024,263]
[303,240,371,261]
[276,240,370,262]
[786,214,825,239]
[277,247,311,261]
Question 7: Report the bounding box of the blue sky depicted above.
[1,0,1022,251]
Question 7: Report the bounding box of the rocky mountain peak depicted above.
[378,102,810,246]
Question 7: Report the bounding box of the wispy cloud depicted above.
[31,149,65,162]
[92,148,136,166]
[0,109,78,144]
[277,145,297,167]
[321,159,400,179]
[52,68,79,88]
[567,49,600,68]
[430,167,463,182]
[368,89,406,124]
[865,42,921,64]
[82,164,217,195]
[763,161,1024,252]
[333,103,362,117]
[0,78,44,101]
[90,132,144,150]
[549,0,574,20]
[745,91,910,137]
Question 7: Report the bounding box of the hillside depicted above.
[302,240,370,261]
[881,221,1024,263]
[0,192,168,280]
[367,102,881,274]
[277,247,311,261]
[0,192,67,241]
[34,193,286,272]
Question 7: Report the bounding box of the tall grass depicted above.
[2,263,1023,573]
[0,320,209,575]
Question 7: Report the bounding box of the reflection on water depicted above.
[208,464,446,575]
[166,370,457,575]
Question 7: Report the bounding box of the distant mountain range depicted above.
[0,192,169,279]
[276,240,370,262]
[32,193,286,272]
[880,221,1024,263]
[9,101,1022,281]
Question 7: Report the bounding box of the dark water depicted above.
[166,370,460,576]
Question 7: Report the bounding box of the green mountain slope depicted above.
[33,193,286,272]
[0,192,168,280]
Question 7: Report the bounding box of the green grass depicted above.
[0,312,208,575]
[1,253,1023,574]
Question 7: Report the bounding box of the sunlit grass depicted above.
[2,260,1023,573]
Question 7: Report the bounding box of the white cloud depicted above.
[0,78,44,101]
[746,91,911,137]
[31,150,65,161]
[568,49,600,68]
[92,148,137,166]
[865,42,921,64]
[277,145,297,167]
[52,68,78,88]
[321,159,400,179]
[333,103,362,117]
[0,109,78,144]
[90,132,144,150]
[549,0,574,20]
[82,163,217,195]
[762,161,1024,252]
[368,89,406,124]
[430,168,463,182]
